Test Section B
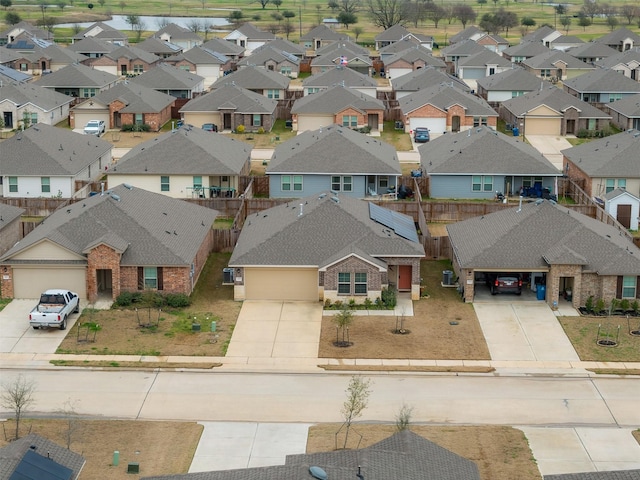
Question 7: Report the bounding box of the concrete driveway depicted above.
[525,134,573,171]
[473,301,580,362]
[0,299,82,354]
[225,301,323,366]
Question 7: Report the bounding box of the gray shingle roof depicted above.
[450,26,484,44]
[66,36,118,54]
[229,190,423,267]
[84,82,175,113]
[180,83,277,114]
[545,469,640,480]
[237,46,300,67]
[561,129,640,178]
[593,27,640,46]
[312,45,372,67]
[457,48,511,67]
[440,39,487,57]
[316,39,369,57]
[419,126,558,176]
[300,24,347,42]
[0,83,72,111]
[33,63,117,88]
[606,92,640,117]
[232,22,276,41]
[566,42,618,59]
[391,66,471,92]
[0,203,25,229]
[0,433,85,480]
[72,21,128,41]
[384,46,446,68]
[522,49,593,69]
[595,48,640,69]
[379,38,432,56]
[521,25,559,44]
[137,36,183,55]
[111,126,250,175]
[155,23,203,41]
[131,63,204,90]
[0,184,218,267]
[502,42,550,58]
[252,38,305,56]
[302,66,377,88]
[210,66,290,90]
[200,37,245,56]
[169,46,229,65]
[550,35,585,46]
[447,199,640,274]
[104,44,160,64]
[267,124,399,175]
[399,83,497,117]
[0,123,112,176]
[604,187,639,201]
[500,86,611,119]
[476,68,551,91]
[291,85,384,115]
[563,68,640,93]
[375,24,411,42]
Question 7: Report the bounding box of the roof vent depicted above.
[309,466,328,480]
[111,194,121,201]
[123,183,133,190]
[331,196,340,203]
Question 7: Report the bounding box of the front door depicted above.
[617,204,632,228]
[566,119,575,134]
[398,265,412,291]
[3,111,13,129]
[367,113,378,130]
[452,115,460,132]
[223,113,232,130]
[96,269,113,296]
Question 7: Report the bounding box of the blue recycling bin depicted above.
[536,284,546,300]
[512,127,520,137]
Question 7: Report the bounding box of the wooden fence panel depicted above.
[212,229,240,253]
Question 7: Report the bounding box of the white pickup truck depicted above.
[29,289,80,330]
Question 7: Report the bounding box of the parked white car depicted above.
[84,120,106,136]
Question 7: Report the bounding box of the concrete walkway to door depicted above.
[225,301,323,369]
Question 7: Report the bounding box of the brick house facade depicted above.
[403,103,497,132]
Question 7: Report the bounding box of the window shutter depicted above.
[616,276,623,299]
[157,267,164,291]
[138,267,143,290]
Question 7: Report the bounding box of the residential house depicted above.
[0,203,24,256]
[107,126,250,198]
[0,434,85,480]
[521,25,562,47]
[0,64,31,85]
[500,86,611,136]
[87,44,161,76]
[66,36,118,59]
[439,39,487,74]
[237,46,300,78]
[165,46,231,87]
[130,63,205,99]
[179,83,277,132]
[0,21,51,44]
[210,66,290,102]
[0,47,22,67]
[302,67,378,97]
[593,27,640,52]
[548,35,584,52]
[251,38,306,59]
[502,42,550,64]
[154,23,203,51]
[201,36,245,61]
[70,83,175,132]
[0,123,112,199]
[9,43,88,75]
[0,184,218,300]
[566,42,618,64]
[606,92,640,130]
[563,68,640,109]
[224,22,275,54]
[267,124,400,199]
[229,190,423,302]
[419,127,559,199]
[604,188,640,231]
[311,42,372,76]
[72,21,128,45]
[449,26,486,44]
[475,33,510,54]
[454,49,512,88]
[399,83,498,134]
[290,85,384,132]
[383,46,446,81]
[374,24,433,50]
[136,36,184,59]
[476,68,553,107]
[0,83,73,129]
[379,37,438,62]
[33,62,117,99]
[521,49,594,81]
[391,66,471,99]
[447,199,640,307]
[562,129,640,199]
[595,48,640,82]
[300,24,347,51]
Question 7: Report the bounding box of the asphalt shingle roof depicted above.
[375,24,411,42]
[291,85,384,115]
[447,199,640,274]
[111,126,250,175]
[450,26,484,44]
[595,48,640,69]
[522,49,592,70]
[0,184,219,267]
[0,203,25,230]
[302,67,377,88]
[0,83,72,110]
[502,42,550,58]
[34,63,117,88]
[267,124,399,175]
[169,46,229,65]
[180,83,277,114]
[391,66,471,92]
[300,24,346,41]
[399,83,497,117]
[606,92,640,117]
[521,25,559,44]
[72,21,128,42]
[103,44,160,64]
[545,469,640,480]
[86,82,175,113]
[566,42,619,60]
[457,48,511,67]
[476,68,551,92]
[440,39,487,57]
[0,123,112,176]
[563,68,640,93]
[237,46,300,67]
[252,38,305,56]
[593,27,640,46]
[501,86,611,118]
[210,66,289,90]
[137,36,183,55]
[384,46,446,68]
[131,63,204,90]
[155,23,203,41]
[379,38,433,56]
[232,22,276,41]
[200,37,245,56]
[315,39,369,57]
[66,36,118,55]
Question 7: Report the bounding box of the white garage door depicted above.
[74,111,110,131]
[244,268,318,301]
[409,117,446,134]
[297,115,334,133]
[388,68,412,80]
[12,266,86,299]
[524,118,560,135]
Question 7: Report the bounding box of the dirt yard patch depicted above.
[318,260,491,360]
[307,424,541,480]
[0,419,202,480]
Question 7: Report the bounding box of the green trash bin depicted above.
[210,321,217,332]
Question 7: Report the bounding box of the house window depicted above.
[540,69,551,77]
[473,117,488,127]
[8,177,17,193]
[588,118,596,130]
[193,176,203,196]
[354,272,367,294]
[135,113,144,125]
[23,112,37,124]
[20,63,28,71]
[144,267,158,289]
[281,175,303,191]
[280,66,292,75]
[609,93,622,103]
[618,179,626,189]
[472,175,493,192]
[41,177,50,193]
[379,176,389,188]
[605,179,615,193]
[307,87,320,94]
[338,272,351,294]
[133,64,144,73]
[342,115,357,127]
[332,176,352,192]
[253,114,261,127]
[160,176,170,192]
[179,65,191,71]
[512,91,524,98]
[267,89,280,99]
[622,276,637,298]
[81,88,97,98]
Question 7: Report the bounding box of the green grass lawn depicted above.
[558,316,640,362]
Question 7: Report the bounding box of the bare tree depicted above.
[619,4,639,25]
[339,375,371,449]
[366,0,409,29]
[425,3,447,28]
[395,403,414,432]
[118,1,126,13]
[454,4,477,28]
[1,374,37,440]
[560,14,571,33]
[156,17,170,29]
[580,0,600,21]
[340,0,360,13]
[332,307,354,346]
[60,398,82,450]
[186,19,202,33]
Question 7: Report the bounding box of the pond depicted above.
[55,13,229,31]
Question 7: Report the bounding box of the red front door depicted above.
[398,265,412,291]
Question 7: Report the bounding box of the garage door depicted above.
[297,115,333,133]
[524,118,560,135]
[409,117,446,134]
[74,111,110,132]
[244,267,318,301]
[388,68,412,80]
[12,266,86,299]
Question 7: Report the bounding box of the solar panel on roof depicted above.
[10,449,73,480]
[369,202,419,243]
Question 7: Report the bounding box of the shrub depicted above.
[595,298,606,314]
[357,126,371,134]
[619,298,630,312]
[576,129,591,138]
[235,124,245,134]
[333,300,343,310]
[585,295,594,314]
[632,300,640,316]
[164,293,191,308]
[381,287,397,309]
[324,298,332,309]
[363,298,373,310]
[348,298,357,309]
[257,127,265,134]
[121,123,151,132]
[114,291,141,307]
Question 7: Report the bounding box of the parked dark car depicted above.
[485,273,522,295]
[202,123,218,132]
[413,127,430,143]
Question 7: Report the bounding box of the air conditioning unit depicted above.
[222,268,235,285]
